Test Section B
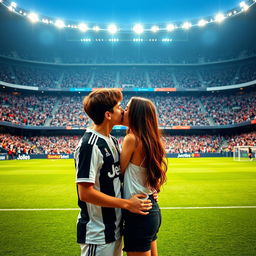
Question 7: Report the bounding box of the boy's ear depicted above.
[105,111,112,121]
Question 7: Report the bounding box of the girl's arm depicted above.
[120,133,136,173]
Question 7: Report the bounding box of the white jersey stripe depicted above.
[88,133,96,145]
[90,134,98,145]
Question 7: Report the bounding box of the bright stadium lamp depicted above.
[78,23,88,32]
[11,2,17,8]
[240,1,249,11]
[215,13,225,23]
[151,25,159,33]
[108,24,118,34]
[55,19,65,28]
[28,13,39,23]
[198,19,208,27]
[182,21,192,30]
[93,25,100,32]
[166,24,175,32]
[133,24,144,34]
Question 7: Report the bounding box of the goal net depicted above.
[233,146,256,161]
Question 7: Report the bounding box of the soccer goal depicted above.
[233,146,256,161]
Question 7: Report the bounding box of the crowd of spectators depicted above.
[61,70,92,88]
[0,93,56,126]
[175,70,202,88]
[0,62,16,84]
[119,68,148,88]
[93,69,117,88]
[1,93,255,127]
[200,66,237,87]
[0,134,38,158]
[29,136,79,154]
[50,96,90,127]
[1,132,255,156]
[148,69,176,88]
[224,132,256,152]
[201,93,256,125]
[1,48,256,65]
[0,58,255,89]
[163,135,225,153]
[14,65,61,88]
[154,96,210,126]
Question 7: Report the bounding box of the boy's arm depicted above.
[78,182,152,215]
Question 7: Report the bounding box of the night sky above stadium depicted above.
[17,0,240,24]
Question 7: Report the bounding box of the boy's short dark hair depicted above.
[83,88,123,125]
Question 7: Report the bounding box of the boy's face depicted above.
[109,101,124,126]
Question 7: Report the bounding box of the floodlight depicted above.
[215,13,225,23]
[78,23,88,32]
[93,26,100,32]
[240,1,250,11]
[198,19,208,27]
[182,22,192,30]
[133,24,144,34]
[11,2,17,8]
[151,25,159,33]
[8,6,14,12]
[28,13,39,23]
[55,19,65,28]
[107,24,118,34]
[166,24,175,32]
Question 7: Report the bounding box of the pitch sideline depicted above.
[1,206,256,211]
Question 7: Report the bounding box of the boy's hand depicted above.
[126,194,152,215]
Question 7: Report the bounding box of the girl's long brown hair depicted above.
[128,97,167,192]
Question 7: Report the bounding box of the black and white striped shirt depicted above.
[74,128,122,245]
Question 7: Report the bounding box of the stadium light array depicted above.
[1,0,256,34]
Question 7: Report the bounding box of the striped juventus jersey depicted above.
[74,128,122,245]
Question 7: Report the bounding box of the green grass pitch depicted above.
[0,158,256,256]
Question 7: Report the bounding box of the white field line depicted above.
[1,206,256,211]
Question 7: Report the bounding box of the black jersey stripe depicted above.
[96,136,118,243]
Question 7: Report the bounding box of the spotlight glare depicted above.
[78,23,88,32]
[151,25,159,33]
[93,26,100,32]
[215,13,225,23]
[240,1,246,7]
[182,21,192,30]
[11,2,17,8]
[28,12,39,23]
[166,24,175,32]
[55,19,65,28]
[107,24,118,34]
[8,6,14,12]
[198,19,208,27]
[133,24,144,34]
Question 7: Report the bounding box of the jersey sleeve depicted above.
[75,142,103,184]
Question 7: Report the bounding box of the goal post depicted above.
[233,146,256,161]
